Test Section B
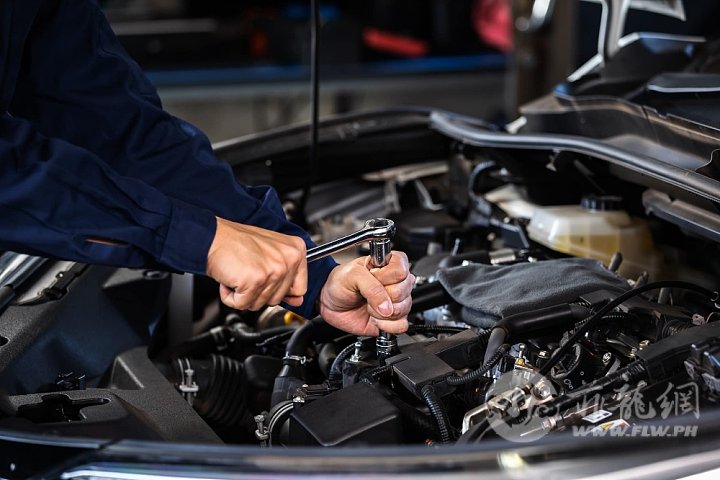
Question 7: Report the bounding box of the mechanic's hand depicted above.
[318,251,414,336]
[206,217,307,310]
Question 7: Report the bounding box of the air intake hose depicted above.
[168,354,253,430]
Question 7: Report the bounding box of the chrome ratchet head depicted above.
[306,218,395,264]
[364,218,396,241]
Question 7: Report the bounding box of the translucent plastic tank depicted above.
[526,196,662,279]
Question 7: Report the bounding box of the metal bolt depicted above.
[376,333,397,363]
[349,340,363,363]
[254,414,269,445]
[638,340,650,350]
[602,352,612,364]
[534,382,552,400]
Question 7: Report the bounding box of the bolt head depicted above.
[534,383,552,399]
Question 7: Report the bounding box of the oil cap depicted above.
[581,195,623,211]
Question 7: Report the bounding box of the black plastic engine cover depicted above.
[0,264,170,395]
[0,348,221,443]
[289,382,402,446]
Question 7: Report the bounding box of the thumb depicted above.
[353,267,394,318]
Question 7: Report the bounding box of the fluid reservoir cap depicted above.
[581,195,623,212]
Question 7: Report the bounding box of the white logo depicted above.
[482,371,701,441]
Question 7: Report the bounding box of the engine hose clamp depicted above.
[176,358,199,405]
[283,354,308,365]
[254,414,269,446]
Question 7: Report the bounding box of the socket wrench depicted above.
[306,218,395,264]
[306,218,399,360]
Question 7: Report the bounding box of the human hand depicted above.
[206,217,307,310]
[318,251,415,336]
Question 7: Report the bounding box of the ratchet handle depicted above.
[307,218,395,264]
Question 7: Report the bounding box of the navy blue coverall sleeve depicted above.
[4,0,336,318]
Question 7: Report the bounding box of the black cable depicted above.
[446,344,509,386]
[231,324,296,344]
[408,325,467,335]
[298,0,320,223]
[467,160,498,204]
[421,384,452,444]
[557,311,634,354]
[541,360,647,417]
[256,329,295,348]
[596,311,636,322]
[539,281,717,377]
[327,341,357,386]
[483,328,507,365]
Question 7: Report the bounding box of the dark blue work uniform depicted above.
[0,0,336,317]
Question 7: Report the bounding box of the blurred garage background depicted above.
[99,0,717,142]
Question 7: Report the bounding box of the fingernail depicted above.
[378,300,393,317]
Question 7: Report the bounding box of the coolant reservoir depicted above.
[526,195,662,279]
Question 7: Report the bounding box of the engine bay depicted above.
[4,26,720,446]
[1,130,718,448]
